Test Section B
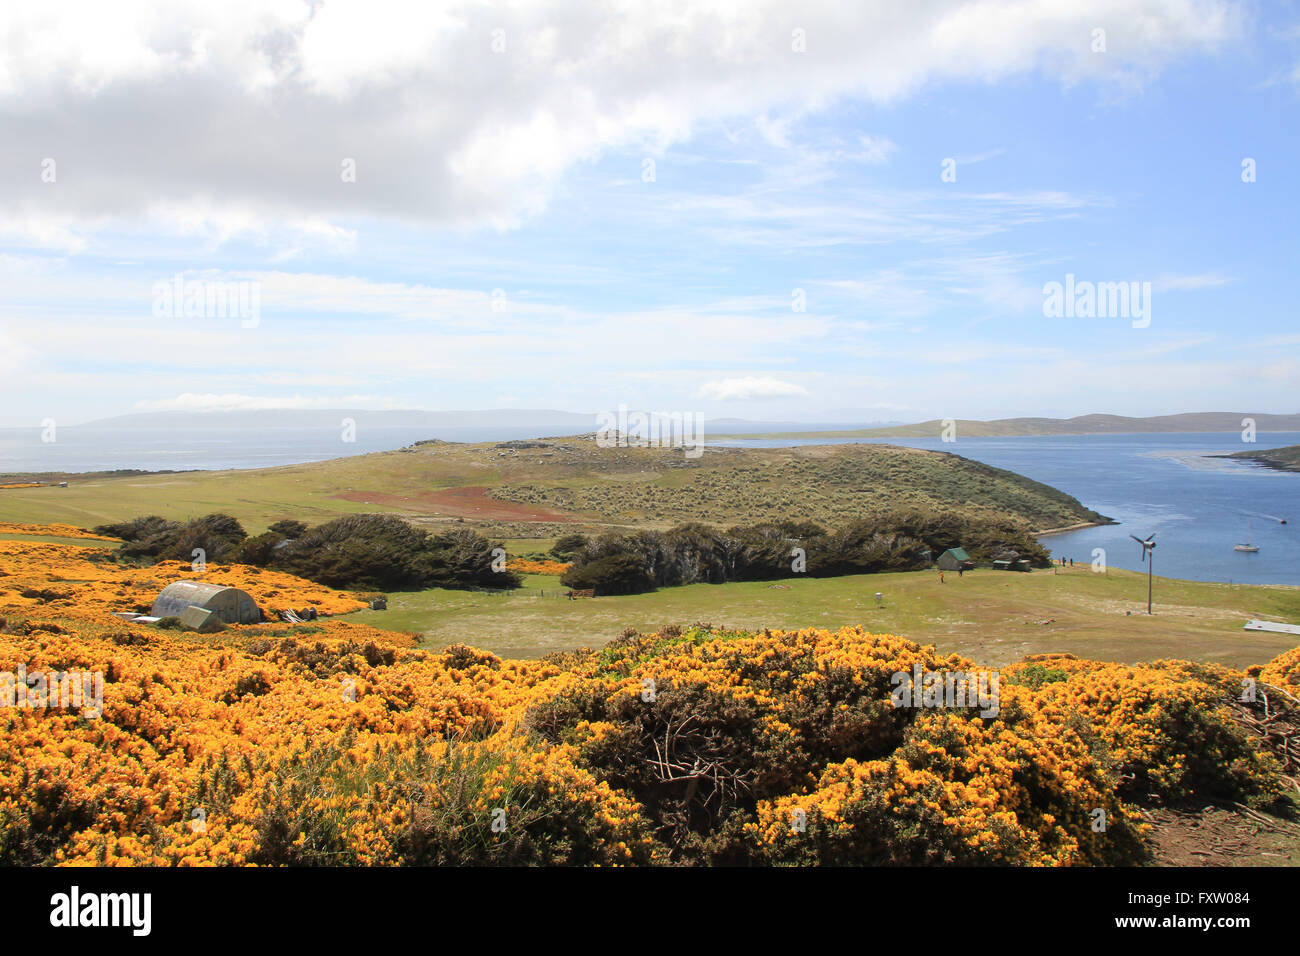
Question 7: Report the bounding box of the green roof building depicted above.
[936,547,973,571]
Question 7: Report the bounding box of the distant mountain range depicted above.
[713,412,1300,440]
[67,409,1300,439]
[72,409,904,433]
[76,408,597,430]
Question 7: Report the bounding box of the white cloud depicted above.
[1243,333,1300,349]
[0,264,835,425]
[673,188,1100,252]
[697,376,810,400]
[953,148,1006,165]
[1261,360,1297,381]
[1154,273,1235,291]
[754,114,794,148]
[0,0,1240,244]
[1127,334,1217,358]
[0,327,32,375]
[857,135,897,164]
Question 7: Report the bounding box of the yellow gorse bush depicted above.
[0,521,120,539]
[0,538,369,617]
[1257,645,1300,693]
[0,528,1295,865]
[506,559,571,576]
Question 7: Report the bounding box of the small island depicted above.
[1217,443,1300,473]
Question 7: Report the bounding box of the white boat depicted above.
[1234,518,1259,553]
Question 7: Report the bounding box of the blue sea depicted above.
[0,419,850,474]
[0,424,563,474]
[717,432,1300,587]
[1,425,1296,586]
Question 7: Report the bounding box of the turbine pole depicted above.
[1130,533,1156,615]
[1147,550,1153,615]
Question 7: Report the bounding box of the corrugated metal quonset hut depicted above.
[151,581,262,624]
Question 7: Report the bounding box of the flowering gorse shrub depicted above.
[0,539,369,618]
[507,559,571,576]
[1257,645,1300,693]
[0,528,1294,865]
[0,522,121,541]
[1003,655,1289,809]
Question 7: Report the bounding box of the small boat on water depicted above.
[1235,518,1260,553]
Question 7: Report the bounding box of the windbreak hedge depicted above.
[95,513,520,592]
[560,510,1051,595]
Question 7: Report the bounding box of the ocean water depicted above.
[0,419,846,474]
[0,425,576,473]
[717,432,1300,586]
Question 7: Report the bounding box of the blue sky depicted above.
[1,0,1298,427]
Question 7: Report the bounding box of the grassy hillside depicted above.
[720,411,1300,440]
[1224,444,1300,473]
[0,436,1108,536]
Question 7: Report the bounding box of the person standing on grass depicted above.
[940,571,945,583]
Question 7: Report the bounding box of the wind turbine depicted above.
[1130,533,1156,614]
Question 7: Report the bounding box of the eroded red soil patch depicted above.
[334,485,576,523]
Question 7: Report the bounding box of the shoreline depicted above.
[1034,519,1118,536]
[714,428,1300,442]
[1208,452,1300,474]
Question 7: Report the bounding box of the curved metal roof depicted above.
[151,580,261,624]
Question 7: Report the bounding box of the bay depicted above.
[718,432,1300,586]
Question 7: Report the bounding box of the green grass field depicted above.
[0,533,110,547]
[357,565,1300,667]
[0,455,405,531]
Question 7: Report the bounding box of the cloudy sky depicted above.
[1,0,1297,427]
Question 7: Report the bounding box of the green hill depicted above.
[1222,444,1300,473]
[0,436,1108,536]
